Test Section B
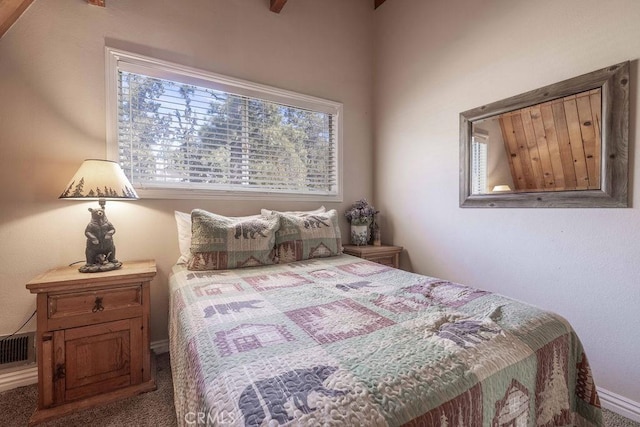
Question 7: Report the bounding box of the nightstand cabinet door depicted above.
[51,318,143,404]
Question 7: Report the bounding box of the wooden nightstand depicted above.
[342,245,403,269]
[26,260,157,425]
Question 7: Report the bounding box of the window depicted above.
[106,48,342,200]
[471,135,487,194]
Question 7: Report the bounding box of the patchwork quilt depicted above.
[168,255,603,426]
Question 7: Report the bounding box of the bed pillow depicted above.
[267,209,342,263]
[260,206,326,216]
[187,209,280,270]
[174,211,192,264]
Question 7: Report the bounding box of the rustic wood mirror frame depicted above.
[460,61,629,208]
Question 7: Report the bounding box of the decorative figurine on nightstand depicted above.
[371,216,381,246]
[59,159,139,273]
[345,199,379,246]
[81,207,121,273]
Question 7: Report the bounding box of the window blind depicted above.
[109,49,341,199]
[471,137,487,194]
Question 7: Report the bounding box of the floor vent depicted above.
[0,332,36,370]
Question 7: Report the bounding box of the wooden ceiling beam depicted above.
[1,0,386,41]
[270,0,287,14]
[0,0,34,39]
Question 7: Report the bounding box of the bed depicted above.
[168,253,603,426]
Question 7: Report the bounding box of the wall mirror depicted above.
[460,61,629,207]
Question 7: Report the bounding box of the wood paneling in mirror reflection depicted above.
[498,88,601,191]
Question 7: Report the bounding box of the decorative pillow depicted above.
[187,209,280,270]
[174,211,192,264]
[260,206,326,216]
[267,209,342,263]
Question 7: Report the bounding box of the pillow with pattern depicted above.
[187,209,280,270]
[267,209,343,263]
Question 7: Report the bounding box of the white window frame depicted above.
[105,47,343,201]
[471,134,488,194]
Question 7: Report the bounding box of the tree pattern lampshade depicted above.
[59,159,138,201]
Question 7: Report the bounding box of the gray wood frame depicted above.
[460,61,629,208]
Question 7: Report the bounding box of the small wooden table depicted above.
[26,260,157,425]
[342,244,403,269]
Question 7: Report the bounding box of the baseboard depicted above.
[599,387,640,423]
[0,338,170,392]
[0,364,38,392]
[150,338,169,354]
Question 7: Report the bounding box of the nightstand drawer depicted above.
[48,285,142,328]
[368,255,396,267]
[342,245,403,269]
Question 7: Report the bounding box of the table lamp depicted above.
[59,159,139,273]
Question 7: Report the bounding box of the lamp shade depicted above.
[492,185,512,192]
[59,159,138,201]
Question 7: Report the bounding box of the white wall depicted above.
[0,0,374,343]
[374,0,640,405]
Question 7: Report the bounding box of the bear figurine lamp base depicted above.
[59,159,139,273]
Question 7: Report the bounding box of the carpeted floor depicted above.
[0,353,177,427]
[0,352,637,426]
